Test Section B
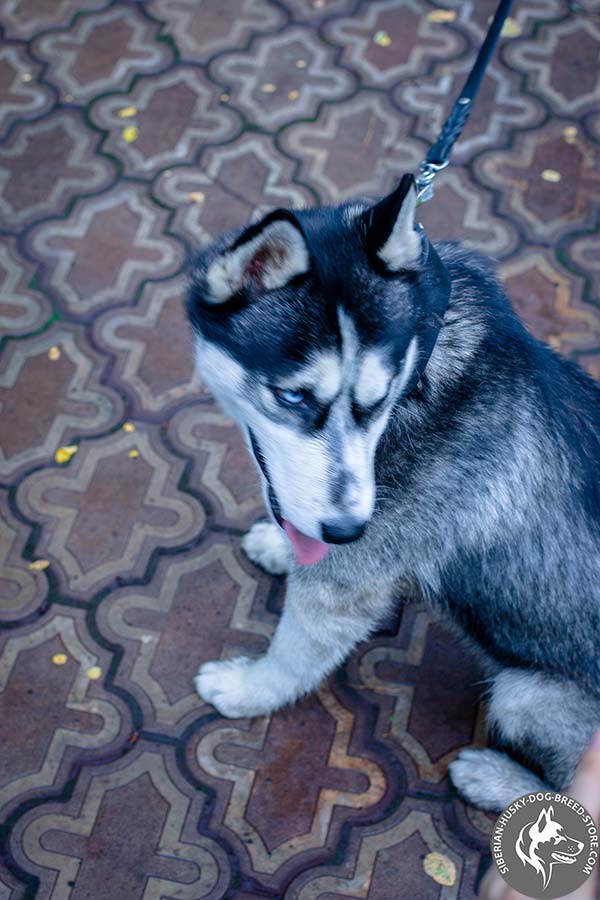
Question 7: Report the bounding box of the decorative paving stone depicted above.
[500,247,599,364]
[505,14,600,117]
[418,166,518,259]
[169,400,265,531]
[0,606,130,821]
[323,0,464,89]
[280,92,426,203]
[93,274,202,416]
[0,0,107,40]
[97,535,276,734]
[10,743,231,900]
[454,798,496,853]
[565,230,600,320]
[0,323,123,480]
[475,120,600,243]
[185,686,387,887]
[586,108,600,145]
[0,111,115,231]
[90,66,240,178]
[395,60,544,162]
[279,0,351,20]
[210,26,355,131]
[31,5,173,103]
[286,796,475,899]
[16,426,205,598]
[155,167,253,251]
[154,134,314,249]
[349,605,487,790]
[0,490,48,624]
[0,862,22,900]
[0,239,51,339]
[27,183,184,317]
[146,0,286,61]
[0,44,54,140]
[442,0,563,46]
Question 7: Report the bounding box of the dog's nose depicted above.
[321,517,367,544]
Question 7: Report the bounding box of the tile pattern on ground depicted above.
[0,1,598,898]
[0,110,116,231]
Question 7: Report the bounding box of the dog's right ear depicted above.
[362,174,421,272]
[203,209,310,305]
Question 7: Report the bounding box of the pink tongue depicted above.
[283,519,329,566]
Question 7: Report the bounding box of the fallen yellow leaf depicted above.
[427,9,457,22]
[541,168,561,183]
[87,666,102,680]
[122,421,135,432]
[118,105,137,119]
[48,345,61,360]
[128,448,140,458]
[55,444,78,464]
[52,653,68,666]
[373,30,392,46]
[423,852,457,886]
[188,191,205,203]
[501,16,521,37]
[122,125,138,143]
[28,559,50,571]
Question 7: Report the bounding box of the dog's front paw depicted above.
[241,521,290,575]
[194,657,287,718]
[449,747,547,812]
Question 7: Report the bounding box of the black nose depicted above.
[321,517,367,544]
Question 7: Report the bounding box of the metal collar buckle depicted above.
[415,160,449,204]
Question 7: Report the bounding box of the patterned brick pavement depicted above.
[1,1,599,897]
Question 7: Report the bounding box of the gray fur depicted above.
[187,188,600,811]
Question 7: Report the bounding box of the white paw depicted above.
[194,656,288,718]
[449,747,546,812]
[241,521,290,575]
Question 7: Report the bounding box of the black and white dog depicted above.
[186,175,600,812]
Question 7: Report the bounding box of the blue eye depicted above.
[274,387,307,406]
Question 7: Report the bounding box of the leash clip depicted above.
[415,159,449,205]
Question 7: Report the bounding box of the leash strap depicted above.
[416,0,514,202]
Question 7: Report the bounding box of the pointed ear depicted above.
[363,174,421,272]
[533,808,550,833]
[205,209,310,304]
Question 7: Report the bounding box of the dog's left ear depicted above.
[533,807,552,834]
[204,209,310,304]
[363,174,421,272]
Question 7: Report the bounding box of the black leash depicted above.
[405,0,514,393]
[415,0,514,202]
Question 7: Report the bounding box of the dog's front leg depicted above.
[195,569,386,718]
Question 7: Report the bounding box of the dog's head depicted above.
[516,806,584,889]
[187,175,448,565]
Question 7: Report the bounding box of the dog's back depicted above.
[377,241,600,691]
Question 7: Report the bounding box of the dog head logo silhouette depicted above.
[515,805,584,890]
